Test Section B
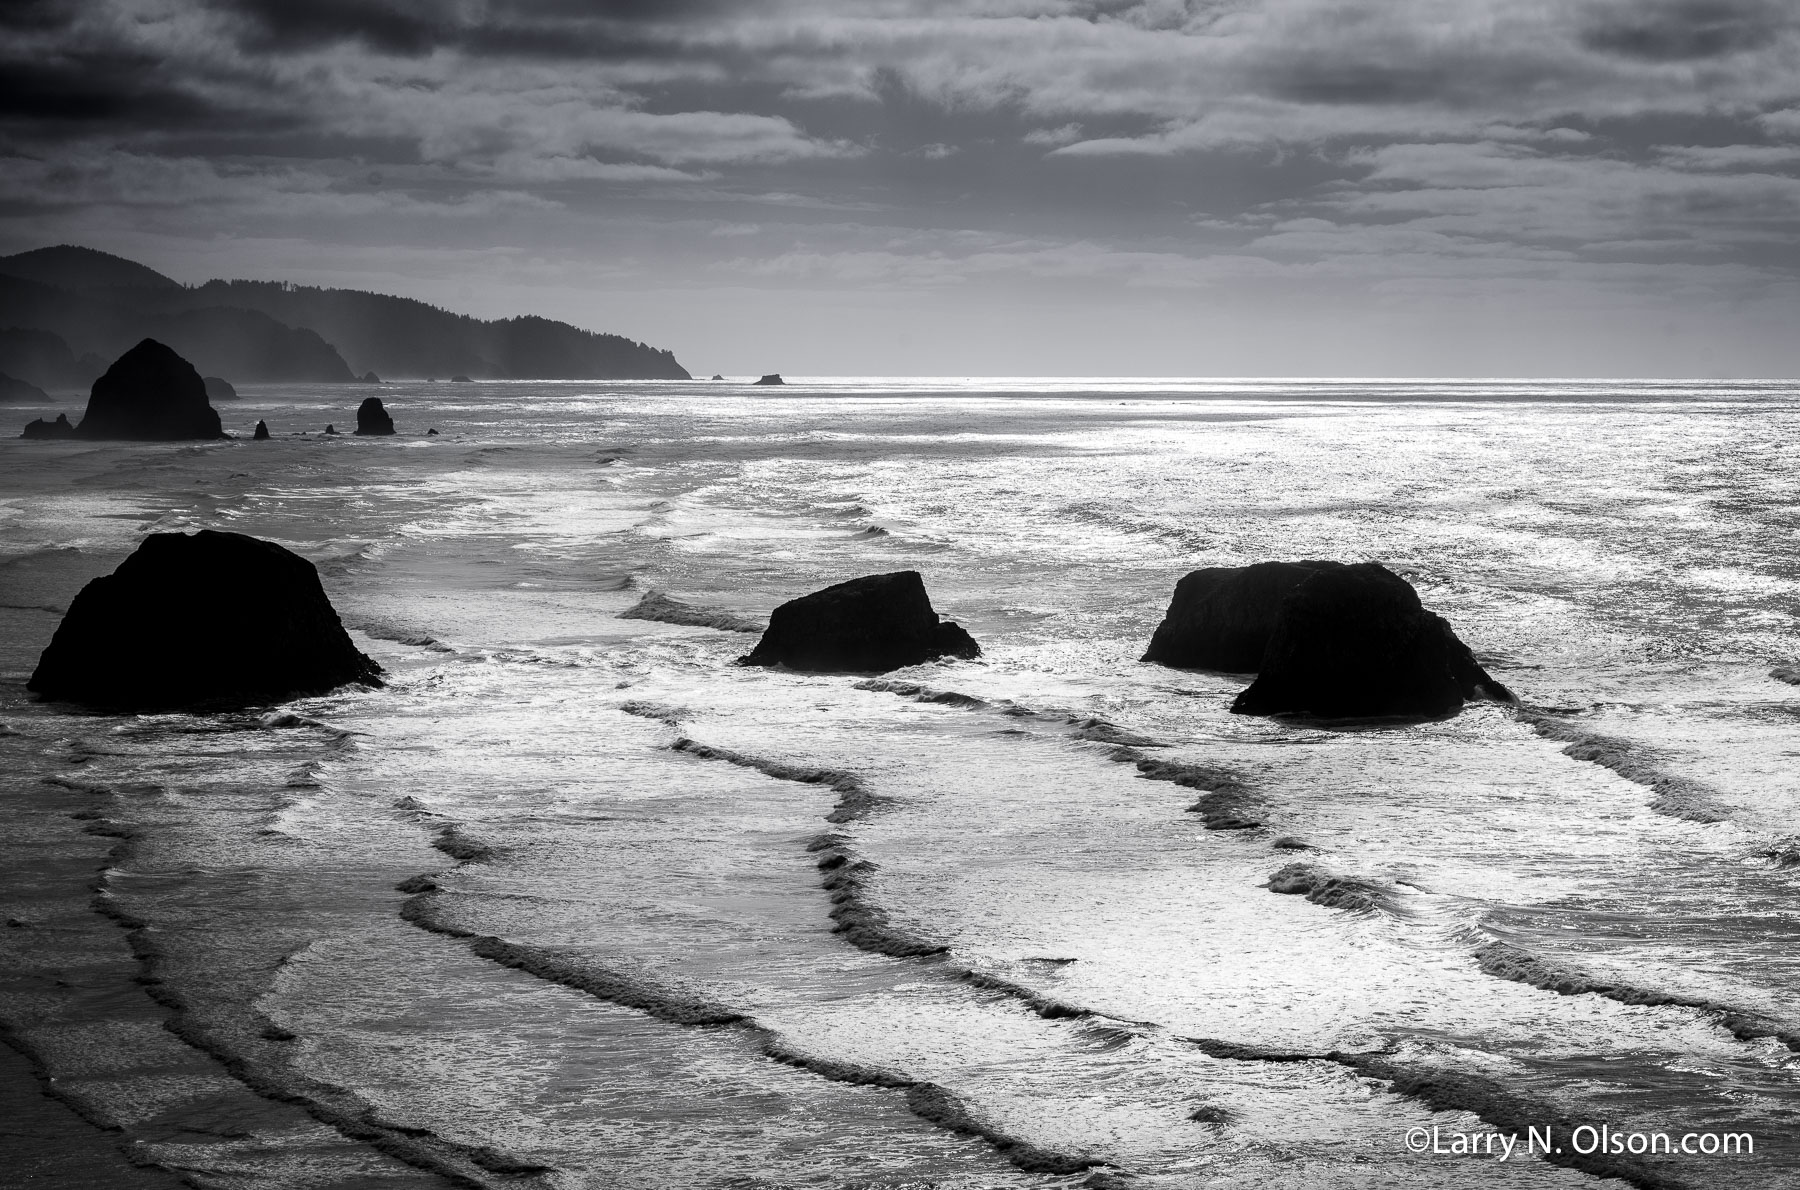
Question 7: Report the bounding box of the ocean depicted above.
[2,377,1797,1190]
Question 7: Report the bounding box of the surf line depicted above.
[394,810,1108,1177]
[64,780,553,1190]
[851,678,1266,829]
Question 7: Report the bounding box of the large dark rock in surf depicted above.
[202,375,237,400]
[252,419,270,440]
[1143,560,1343,670]
[1230,563,1514,719]
[754,373,784,385]
[20,413,74,439]
[355,396,394,436]
[739,571,980,673]
[27,530,382,710]
[75,339,223,440]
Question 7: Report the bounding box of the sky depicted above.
[4,0,1800,376]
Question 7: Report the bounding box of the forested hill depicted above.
[0,246,691,386]
[176,279,689,381]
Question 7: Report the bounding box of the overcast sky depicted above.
[4,0,1800,376]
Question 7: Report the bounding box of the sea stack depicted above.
[252,419,270,440]
[324,424,338,435]
[203,376,238,401]
[67,339,223,440]
[739,571,979,673]
[1222,563,1513,719]
[1143,561,1343,670]
[361,371,382,384]
[355,397,395,436]
[28,529,383,710]
[754,374,784,385]
[20,413,74,439]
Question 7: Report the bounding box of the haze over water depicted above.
[3,377,1799,1189]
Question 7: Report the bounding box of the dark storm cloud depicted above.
[1580,0,1790,62]
[212,0,748,57]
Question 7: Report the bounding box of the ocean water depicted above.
[2,377,1799,1190]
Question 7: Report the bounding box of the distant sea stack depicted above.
[355,397,395,436]
[710,374,725,381]
[739,571,979,673]
[754,374,785,385]
[253,419,270,440]
[67,339,223,440]
[203,376,237,400]
[1145,561,1514,719]
[27,529,382,710]
[450,375,472,383]
[20,413,74,439]
[361,371,382,384]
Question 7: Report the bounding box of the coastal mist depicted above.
[4,377,1799,1189]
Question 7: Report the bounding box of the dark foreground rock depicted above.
[74,339,223,440]
[754,373,784,385]
[1230,562,1513,719]
[28,529,382,710]
[739,571,979,673]
[20,413,74,439]
[203,376,237,400]
[1143,560,1343,670]
[355,397,395,435]
[252,419,270,440]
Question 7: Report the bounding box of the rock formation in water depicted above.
[426,427,439,436]
[20,412,74,439]
[361,371,382,384]
[1228,562,1514,719]
[1143,560,1344,670]
[710,374,725,380]
[451,374,471,383]
[27,529,382,710]
[739,571,979,673]
[71,339,223,440]
[203,375,237,400]
[355,397,395,436]
[324,424,338,435]
[252,419,270,440]
[0,370,50,404]
[754,373,784,385]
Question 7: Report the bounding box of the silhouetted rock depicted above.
[1144,561,1343,670]
[1230,562,1515,719]
[426,427,439,436]
[450,374,471,383]
[324,424,338,435]
[27,529,382,710]
[355,396,395,435]
[203,375,237,400]
[252,419,270,440]
[361,371,381,384]
[0,370,50,404]
[739,571,979,673]
[754,373,784,385]
[710,374,725,380]
[74,339,223,440]
[20,413,74,439]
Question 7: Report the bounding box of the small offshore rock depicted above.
[252,419,270,440]
[20,412,75,439]
[754,373,785,385]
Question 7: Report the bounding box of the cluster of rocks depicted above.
[16,340,435,441]
[19,343,1514,724]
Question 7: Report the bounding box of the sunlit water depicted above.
[3,378,1799,1189]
